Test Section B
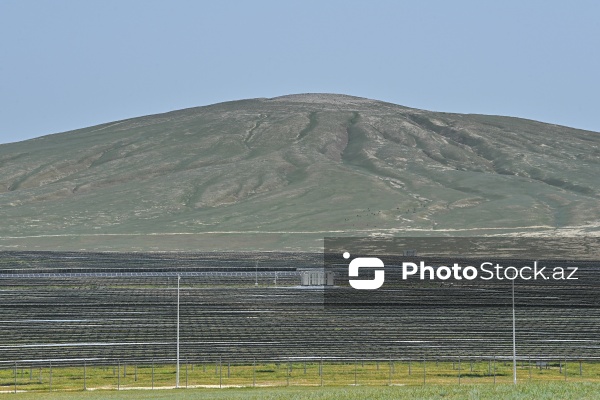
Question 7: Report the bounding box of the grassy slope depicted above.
[0,94,599,251]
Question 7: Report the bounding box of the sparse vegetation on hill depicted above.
[1,94,599,251]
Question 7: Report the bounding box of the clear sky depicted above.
[1,0,599,144]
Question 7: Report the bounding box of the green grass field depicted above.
[4,383,600,400]
[2,360,599,398]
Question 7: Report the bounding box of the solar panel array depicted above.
[1,251,599,368]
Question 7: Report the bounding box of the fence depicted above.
[1,356,599,393]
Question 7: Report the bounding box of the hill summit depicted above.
[1,94,599,251]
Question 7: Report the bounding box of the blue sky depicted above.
[1,0,599,144]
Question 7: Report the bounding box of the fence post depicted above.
[118,360,121,391]
[219,357,222,388]
[253,358,256,387]
[580,360,582,376]
[134,364,137,382]
[422,355,426,386]
[320,357,323,387]
[49,361,52,392]
[560,360,562,374]
[493,356,496,385]
[458,356,461,385]
[354,358,357,386]
[14,362,17,394]
[389,355,392,386]
[84,359,87,391]
[408,359,411,375]
[528,356,531,380]
[152,359,154,390]
[186,358,188,388]
[564,359,567,381]
[286,358,290,387]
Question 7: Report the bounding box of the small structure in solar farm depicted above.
[300,270,335,286]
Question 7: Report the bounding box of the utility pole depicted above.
[176,275,180,388]
[512,278,517,385]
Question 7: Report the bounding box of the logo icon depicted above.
[345,252,385,290]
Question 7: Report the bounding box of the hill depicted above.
[1,94,599,251]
